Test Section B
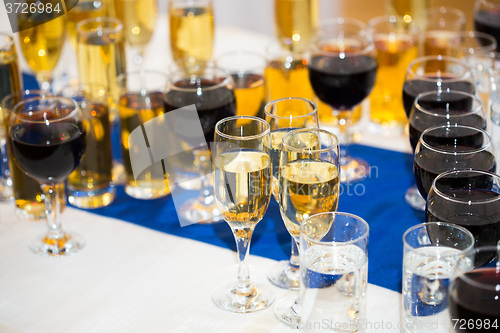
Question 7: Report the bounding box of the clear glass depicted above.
[403,56,476,211]
[0,33,22,202]
[169,0,214,73]
[421,6,466,57]
[474,0,500,52]
[308,18,377,183]
[9,96,86,256]
[300,212,369,332]
[414,124,495,200]
[112,0,158,66]
[164,66,236,224]
[212,116,274,313]
[275,128,341,328]
[117,70,171,200]
[449,245,500,330]
[215,51,267,119]
[2,90,67,220]
[367,15,418,134]
[402,222,474,333]
[426,169,500,266]
[58,83,116,208]
[264,97,319,290]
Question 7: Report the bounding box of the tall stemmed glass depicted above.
[403,55,476,210]
[264,97,319,290]
[9,96,86,256]
[17,5,66,92]
[308,18,377,183]
[212,116,274,313]
[276,128,340,327]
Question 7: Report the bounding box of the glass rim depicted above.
[425,6,466,23]
[402,222,475,251]
[456,245,500,290]
[282,127,339,154]
[57,82,108,95]
[76,16,123,35]
[169,0,213,8]
[117,69,169,90]
[419,125,492,155]
[11,96,79,124]
[478,0,500,10]
[406,55,473,82]
[367,14,418,32]
[167,66,233,92]
[2,89,50,110]
[459,30,498,53]
[432,169,500,205]
[301,211,369,246]
[215,50,267,73]
[312,34,374,57]
[318,17,367,32]
[0,33,14,50]
[265,39,308,58]
[214,116,270,141]
[264,97,318,120]
[412,90,483,118]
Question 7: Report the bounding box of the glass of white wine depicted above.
[112,0,158,66]
[17,1,66,92]
[264,97,319,290]
[169,0,214,72]
[212,116,274,313]
[276,127,341,327]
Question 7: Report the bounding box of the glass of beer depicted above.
[2,90,66,220]
[274,0,318,53]
[421,7,466,58]
[59,83,115,208]
[216,51,266,119]
[0,33,22,201]
[17,1,66,92]
[368,15,418,134]
[111,0,158,65]
[169,0,214,71]
[117,70,171,199]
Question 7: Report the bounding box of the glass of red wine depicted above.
[403,56,476,210]
[427,169,500,266]
[414,125,496,200]
[9,96,86,256]
[308,17,377,183]
[474,0,500,52]
[449,245,500,329]
[163,66,236,224]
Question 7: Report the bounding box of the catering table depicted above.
[0,16,421,333]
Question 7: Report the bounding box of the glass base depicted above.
[268,260,300,290]
[212,281,275,313]
[405,185,425,211]
[179,197,223,224]
[274,294,301,328]
[340,157,370,183]
[29,232,85,257]
[112,161,127,186]
[68,186,116,209]
[125,184,169,200]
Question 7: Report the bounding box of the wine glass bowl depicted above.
[308,17,377,183]
[9,96,86,256]
[474,0,500,52]
[212,116,274,313]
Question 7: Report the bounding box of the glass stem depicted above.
[195,148,215,206]
[232,226,255,292]
[35,71,52,93]
[333,109,353,165]
[289,237,300,268]
[41,184,64,240]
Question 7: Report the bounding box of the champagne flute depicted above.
[17,3,66,92]
[9,96,86,256]
[264,97,319,290]
[66,0,108,49]
[212,116,274,313]
[112,0,158,66]
[308,18,377,183]
[276,128,340,327]
[169,0,214,72]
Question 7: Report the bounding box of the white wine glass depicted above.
[275,127,341,327]
[212,116,274,313]
[264,97,319,290]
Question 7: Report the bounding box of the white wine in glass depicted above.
[169,0,214,70]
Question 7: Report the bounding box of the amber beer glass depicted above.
[169,0,214,70]
[368,15,418,133]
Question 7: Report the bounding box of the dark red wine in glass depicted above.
[475,8,500,52]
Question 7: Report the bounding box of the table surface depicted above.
[0,14,423,333]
